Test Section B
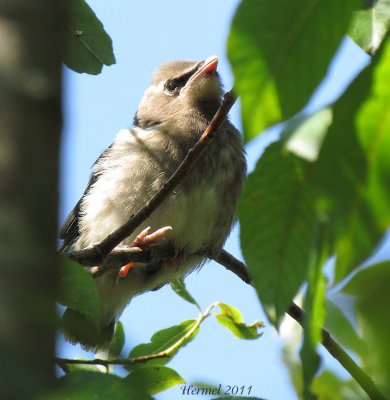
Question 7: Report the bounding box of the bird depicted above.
[60,56,247,349]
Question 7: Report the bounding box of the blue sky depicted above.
[59,1,378,399]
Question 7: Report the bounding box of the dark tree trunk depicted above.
[0,1,65,398]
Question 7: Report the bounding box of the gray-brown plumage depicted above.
[60,56,246,348]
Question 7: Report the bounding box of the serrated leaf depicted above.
[108,321,125,358]
[58,259,100,323]
[171,279,200,309]
[65,0,116,74]
[125,365,185,395]
[228,0,358,141]
[128,320,199,369]
[313,36,390,283]
[312,57,371,282]
[215,303,263,340]
[43,371,151,400]
[349,0,390,54]
[356,35,390,231]
[239,142,318,326]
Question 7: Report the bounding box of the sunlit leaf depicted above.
[313,36,390,283]
[65,0,116,74]
[283,108,332,162]
[171,279,200,309]
[127,320,199,368]
[228,0,358,140]
[349,0,390,54]
[239,142,318,326]
[125,365,185,395]
[215,303,263,340]
[312,56,374,283]
[356,36,390,233]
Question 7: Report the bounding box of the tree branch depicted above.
[212,251,386,400]
[67,90,238,266]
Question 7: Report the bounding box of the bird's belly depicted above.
[77,177,220,254]
[146,185,219,252]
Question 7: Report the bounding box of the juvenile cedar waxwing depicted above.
[60,56,247,349]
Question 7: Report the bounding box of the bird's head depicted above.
[134,56,223,129]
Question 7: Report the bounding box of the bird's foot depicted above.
[132,226,172,248]
[118,226,172,279]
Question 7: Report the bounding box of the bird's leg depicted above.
[118,226,172,278]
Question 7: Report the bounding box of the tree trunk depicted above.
[0,1,64,398]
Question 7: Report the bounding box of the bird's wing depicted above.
[59,146,112,251]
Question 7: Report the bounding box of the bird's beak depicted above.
[188,56,219,84]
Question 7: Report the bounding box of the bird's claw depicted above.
[132,226,172,248]
[118,226,172,279]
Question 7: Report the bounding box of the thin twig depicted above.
[213,249,252,284]
[55,303,216,369]
[211,252,385,400]
[67,90,238,266]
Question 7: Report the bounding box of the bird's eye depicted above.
[164,80,178,94]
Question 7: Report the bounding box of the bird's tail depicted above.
[61,307,115,351]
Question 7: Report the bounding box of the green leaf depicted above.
[228,0,358,140]
[324,298,365,358]
[125,365,185,395]
[312,369,367,400]
[65,0,116,74]
[64,364,102,373]
[283,108,333,162]
[312,56,371,282]
[313,36,390,283]
[171,278,200,309]
[349,0,390,54]
[239,142,318,326]
[215,303,263,340]
[300,225,328,399]
[108,321,125,358]
[355,35,390,232]
[343,262,390,395]
[44,371,151,400]
[128,320,199,368]
[58,259,100,323]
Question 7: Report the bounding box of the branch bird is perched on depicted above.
[60,56,246,349]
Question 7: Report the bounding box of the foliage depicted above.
[58,0,390,399]
[64,0,115,74]
[58,278,263,397]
